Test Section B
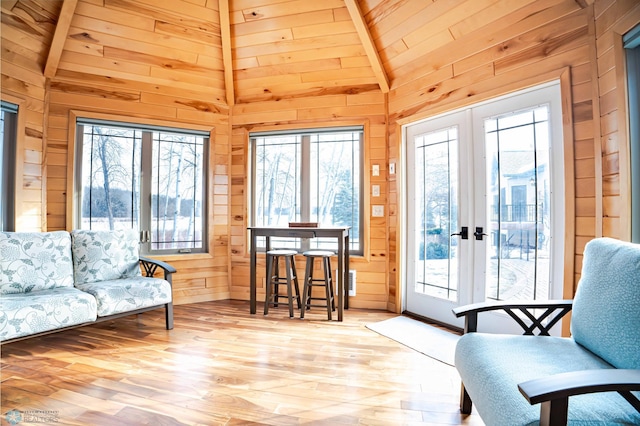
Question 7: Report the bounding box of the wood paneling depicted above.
[1,0,637,310]
[1,0,60,231]
[229,91,388,309]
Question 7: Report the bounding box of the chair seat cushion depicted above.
[0,287,97,341]
[75,277,171,317]
[455,333,640,426]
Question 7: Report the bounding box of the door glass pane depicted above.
[484,106,551,301]
[414,127,459,301]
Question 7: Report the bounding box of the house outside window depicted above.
[1,101,17,232]
[75,119,208,255]
[250,127,363,254]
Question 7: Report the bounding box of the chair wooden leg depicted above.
[460,384,473,414]
[539,398,568,426]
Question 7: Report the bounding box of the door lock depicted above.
[474,227,488,241]
[451,226,469,240]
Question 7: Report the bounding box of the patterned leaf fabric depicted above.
[75,277,172,317]
[0,230,172,342]
[71,230,142,285]
[0,231,74,295]
[0,287,97,341]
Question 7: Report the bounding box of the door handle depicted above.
[474,227,488,241]
[451,226,469,240]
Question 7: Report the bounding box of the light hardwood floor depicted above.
[1,300,484,425]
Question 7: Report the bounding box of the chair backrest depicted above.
[571,237,640,369]
[0,231,75,294]
[71,229,141,285]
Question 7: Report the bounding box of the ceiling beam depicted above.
[44,0,79,79]
[574,0,595,8]
[219,0,235,106]
[343,0,390,93]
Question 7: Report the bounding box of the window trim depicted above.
[248,124,366,255]
[624,26,640,243]
[68,111,214,255]
[1,95,26,232]
[1,101,18,232]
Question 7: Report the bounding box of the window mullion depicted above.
[301,135,311,251]
[140,131,153,253]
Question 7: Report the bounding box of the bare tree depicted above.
[89,127,132,230]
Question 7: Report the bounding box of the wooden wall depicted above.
[45,87,232,305]
[381,0,639,309]
[591,0,639,250]
[229,92,390,309]
[2,0,638,312]
[0,0,60,232]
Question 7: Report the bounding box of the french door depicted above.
[405,82,565,333]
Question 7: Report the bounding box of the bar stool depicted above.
[264,249,301,318]
[300,250,335,320]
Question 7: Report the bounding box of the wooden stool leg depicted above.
[273,257,280,307]
[264,254,274,315]
[301,256,312,319]
[291,256,301,309]
[327,259,335,311]
[323,257,332,320]
[285,256,294,318]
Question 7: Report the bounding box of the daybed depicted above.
[453,237,640,425]
[0,229,175,344]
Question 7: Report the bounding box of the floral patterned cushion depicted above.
[75,276,172,317]
[0,231,75,295]
[0,287,97,341]
[71,230,142,285]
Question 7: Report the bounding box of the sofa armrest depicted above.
[139,256,177,284]
[452,300,573,334]
[518,369,640,425]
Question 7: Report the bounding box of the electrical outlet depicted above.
[372,164,379,176]
[372,185,380,197]
[372,205,384,217]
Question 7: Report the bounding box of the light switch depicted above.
[372,185,380,197]
[372,164,379,176]
[372,205,384,217]
[389,162,395,174]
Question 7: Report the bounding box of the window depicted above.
[75,120,208,254]
[250,127,363,253]
[625,25,640,243]
[1,101,17,232]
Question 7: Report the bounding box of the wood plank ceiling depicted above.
[2,0,593,108]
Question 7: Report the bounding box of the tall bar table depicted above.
[248,226,350,321]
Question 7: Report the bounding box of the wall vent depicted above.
[336,269,356,296]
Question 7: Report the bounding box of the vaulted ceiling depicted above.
[2,0,593,108]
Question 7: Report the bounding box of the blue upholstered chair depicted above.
[453,237,640,425]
